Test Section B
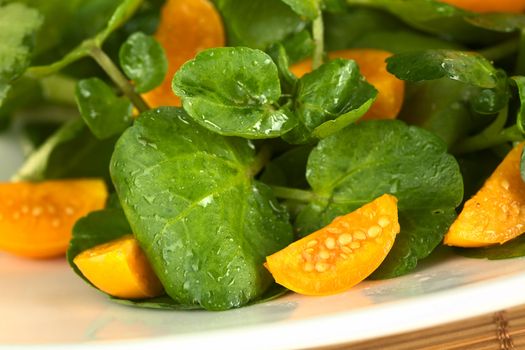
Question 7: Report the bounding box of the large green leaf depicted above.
[296,120,463,278]
[13,119,116,181]
[214,0,305,49]
[110,107,293,310]
[0,3,42,106]
[119,32,167,93]
[68,207,288,310]
[173,47,296,139]
[284,59,377,144]
[386,50,499,89]
[76,78,133,139]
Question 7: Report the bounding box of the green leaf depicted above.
[26,0,144,77]
[465,13,525,33]
[283,59,377,144]
[266,44,298,95]
[260,145,312,189]
[67,207,199,310]
[399,79,482,148]
[324,7,407,52]
[0,3,43,79]
[118,32,167,93]
[95,0,144,45]
[345,0,512,45]
[456,235,525,260]
[13,119,116,181]
[280,29,314,63]
[110,107,293,310]
[296,120,463,278]
[67,208,132,286]
[350,30,463,54]
[173,47,296,139]
[214,0,305,49]
[75,78,133,140]
[512,76,525,135]
[111,283,288,310]
[312,98,375,139]
[386,50,500,89]
[0,3,42,106]
[323,0,347,13]
[111,296,200,310]
[279,0,319,20]
[469,70,509,115]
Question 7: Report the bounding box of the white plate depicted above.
[3,131,525,350]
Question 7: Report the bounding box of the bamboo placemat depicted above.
[314,305,525,350]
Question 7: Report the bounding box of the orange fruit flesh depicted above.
[0,179,107,258]
[73,235,164,299]
[289,49,405,120]
[444,143,525,247]
[141,0,225,108]
[266,194,400,296]
[438,0,525,13]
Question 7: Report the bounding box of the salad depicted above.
[1,0,525,312]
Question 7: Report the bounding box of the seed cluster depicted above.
[301,215,392,273]
[1,198,77,228]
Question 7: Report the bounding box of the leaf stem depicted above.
[248,143,273,177]
[452,107,524,154]
[270,185,316,203]
[26,41,94,78]
[452,125,523,155]
[478,38,519,61]
[312,10,325,70]
[89,46,149,113]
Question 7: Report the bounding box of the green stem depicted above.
[25,41,94,78]
[452,107,515,154]
[478,38,519,61]
[89,46,149,113]
[312,11,325,70]
[453,125,523,155]
[270,185,317,203]
[249,144,273,177]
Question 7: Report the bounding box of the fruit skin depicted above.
[74,234,164,299]
[438,0,525,13]
[289,49,405,120]
[141,0,225,108]
[444,143,525,247]
[265,194,400,296]
[0,179,108,258]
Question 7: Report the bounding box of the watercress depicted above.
[5,0,525,311]
[294,120,463,278]
[0,3,42,106]
[111,107,293,310]
[118,32,167,93]
[75,78,133,139]
[173,47,296,139]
